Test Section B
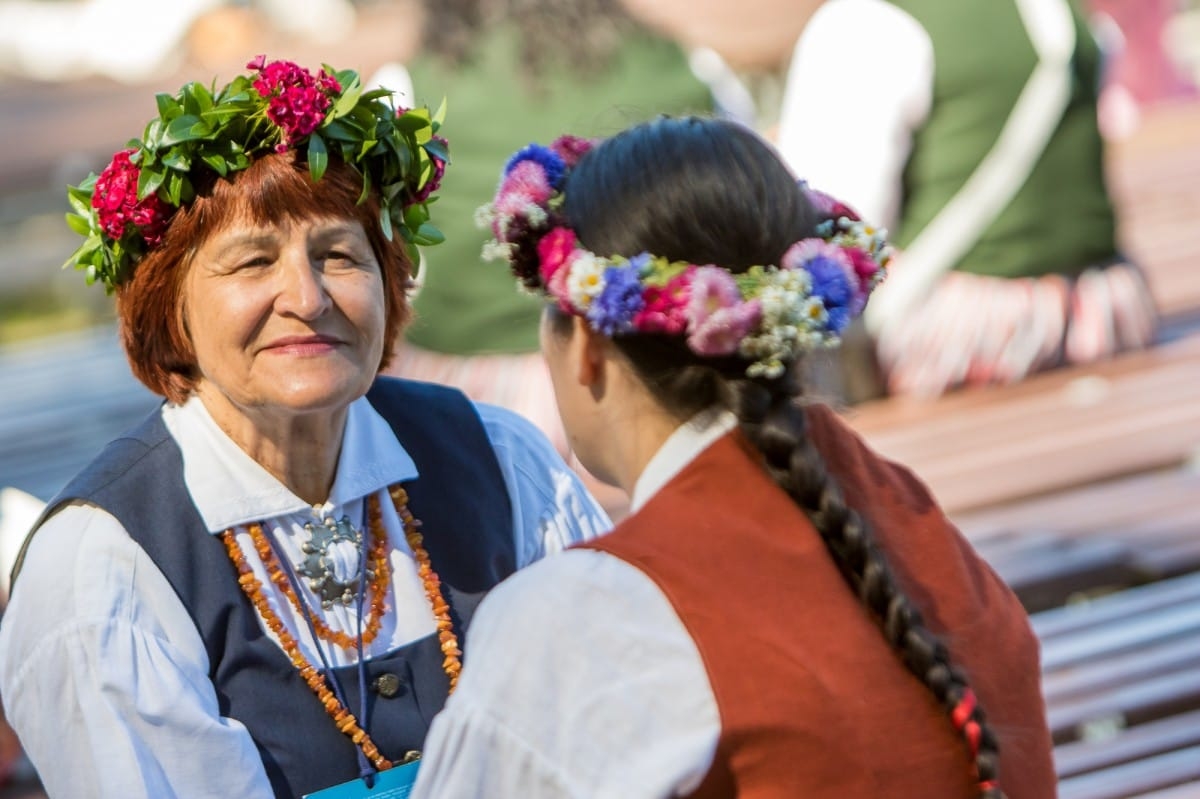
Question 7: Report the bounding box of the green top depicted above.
[888,0,1116,278]
[405,29,713,354]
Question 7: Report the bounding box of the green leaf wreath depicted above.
[65,56,448,293]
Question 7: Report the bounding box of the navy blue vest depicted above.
[24,378,515,798]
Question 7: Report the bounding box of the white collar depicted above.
[161,394,419,533]
[629,408,738,515]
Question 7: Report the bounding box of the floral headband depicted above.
[478,137,892,379]
[65,56,449,293]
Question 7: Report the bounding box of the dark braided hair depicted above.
[559,116,1005,798]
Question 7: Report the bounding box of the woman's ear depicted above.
[570,315,610,391]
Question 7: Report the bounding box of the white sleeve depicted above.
[0,503,274,799]
[775,0,935,229]
[475,403,612,568]
[411,549,720,799]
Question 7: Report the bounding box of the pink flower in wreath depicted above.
[633,267,694,335]
[92,149,172,247]
[537,227,577,283]
[249,57,341,147]
[842,246,883,312]
[549,135,595,168]
[499,160,554,206]
[686,266,761,356]
[801,182,860,221]
[546,251,577,312]
[843,246,879,283]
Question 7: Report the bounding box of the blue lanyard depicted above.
[264,500,381,787]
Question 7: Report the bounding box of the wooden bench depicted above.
[1125,784,1200,799]
[956,468,1200,544]
[955,468,1200,609]
[844,333,1200,515]
[1028,574,1200,796]
[1057,747,1200,799]
[974,531,1141,612]
[1054,710,1200,780]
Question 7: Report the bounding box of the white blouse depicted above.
[411,411,737,798]
[0,394,609,799]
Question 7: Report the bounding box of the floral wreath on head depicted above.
[65,55,450,293]
[477,136,892,379]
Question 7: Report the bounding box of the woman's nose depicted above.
[275,253,332,320]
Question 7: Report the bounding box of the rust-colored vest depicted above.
[582,405,1055,798]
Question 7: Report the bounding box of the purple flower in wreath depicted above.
[504,144,566,190]
[588,264,645,335]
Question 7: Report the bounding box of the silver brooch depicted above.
[298,515,373,608]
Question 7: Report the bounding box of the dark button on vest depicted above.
[373,672,404,698]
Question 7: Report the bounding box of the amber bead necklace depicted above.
[221,484,461,770]
[247,492,392,651]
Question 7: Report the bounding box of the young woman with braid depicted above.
[410,117,1056,798]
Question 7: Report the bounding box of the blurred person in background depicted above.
[410,116,1055,798]
[0,56,606,799]
[1087,0,1198,138]
[0,0,357,83]
[369,0,719,514]
[777,0,1159,401]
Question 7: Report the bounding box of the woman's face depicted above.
[182,213,386,423]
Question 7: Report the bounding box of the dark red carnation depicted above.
[91,149,172,247]
[250,59,341,148]
[410,135,448,204]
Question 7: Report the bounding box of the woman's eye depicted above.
[238,256,272,270]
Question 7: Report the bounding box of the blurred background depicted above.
[1,0,1198,359]
[1,0,1200,796]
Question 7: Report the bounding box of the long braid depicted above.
[725,373,1004,798]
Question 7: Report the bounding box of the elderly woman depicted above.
[410,117,1055,798]
[0,58,607,799]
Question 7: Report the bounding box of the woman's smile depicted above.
[260,333,346,357]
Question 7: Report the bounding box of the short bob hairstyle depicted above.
[115,152,412,405]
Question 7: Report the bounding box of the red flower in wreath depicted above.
[408,135,447,205]
[92,149,172,247]
[248,57,341,149]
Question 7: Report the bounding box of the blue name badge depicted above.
[303,761,421,799]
